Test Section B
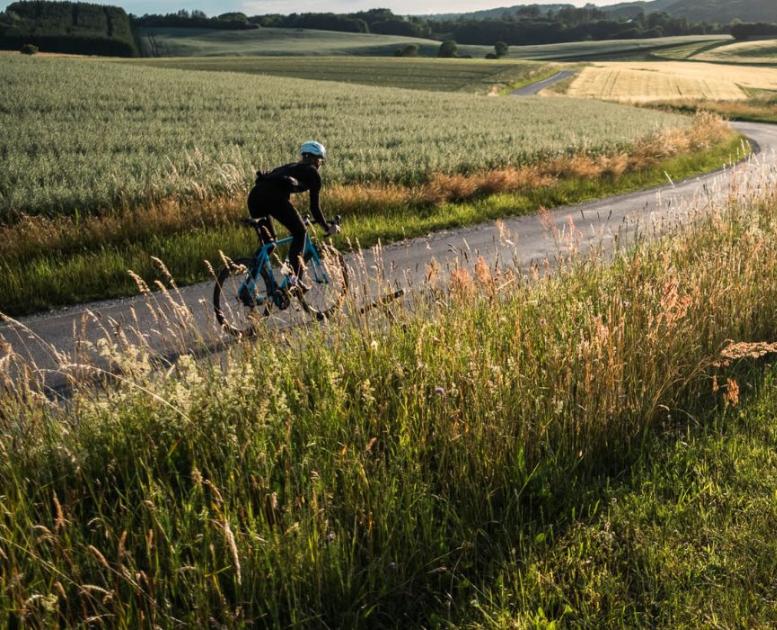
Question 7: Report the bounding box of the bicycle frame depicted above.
[238,233,332,307]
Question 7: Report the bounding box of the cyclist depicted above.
[247,140,339,293]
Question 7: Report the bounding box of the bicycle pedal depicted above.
[238,286,255,307]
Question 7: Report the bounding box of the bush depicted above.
[495,41,509,57]
[485,52,497,59]
[20,43,38,55]
[438,39,457,58]
[395,44,419,57]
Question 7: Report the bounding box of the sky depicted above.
[0,0,630,17]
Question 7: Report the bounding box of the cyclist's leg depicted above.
[270,201,307,279]
[258,216,276,245]
[247,186,278,246]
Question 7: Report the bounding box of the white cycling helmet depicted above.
[300,140,327,159]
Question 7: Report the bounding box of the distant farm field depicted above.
[694,38,777,64]
[130,56,555,93]
[500,35,728,60]
[566,61,777,102]
[650,38,731,60]
[0,55,691,221]
[137,26,442,57]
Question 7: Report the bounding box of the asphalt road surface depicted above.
[2,121,773,394]
[510,70,577,96]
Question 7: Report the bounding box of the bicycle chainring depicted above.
[272,289,291,310]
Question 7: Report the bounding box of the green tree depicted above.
[438,39,457,58]
[494,40,509,57]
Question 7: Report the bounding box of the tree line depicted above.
[250,6,723,44]
[252,9,432,38]
[246,8,777,48]
[0,0,137,56]
[128,5,777,48]
[731,22,777,40]
[132,9,258,31]
[439,9,723,45]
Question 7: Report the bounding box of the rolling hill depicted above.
[693,38,777,64]
[426,0,777,25]
[137,26,443,57]
[426,4,571,21]
[604,0,777,23]
[135,28,721,62]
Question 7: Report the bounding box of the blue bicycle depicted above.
[213,215,348,336]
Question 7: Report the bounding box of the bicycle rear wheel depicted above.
[298,243,349,320]
[213,257,271,337]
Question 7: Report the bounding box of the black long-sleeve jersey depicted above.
[251,162,325,225]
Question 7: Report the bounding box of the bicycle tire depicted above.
[297,243,349,320]
[213,257,271,337]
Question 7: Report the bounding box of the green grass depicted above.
[472,365,777,627]
[0,54,687,221]
[0,133,746,315]
[129,55,555,94]
[3,155,777,627]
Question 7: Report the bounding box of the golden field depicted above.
[564,61,777,102]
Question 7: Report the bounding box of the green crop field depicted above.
[0,55,690,222]
[137,26,443,57]
[129,56,556,93]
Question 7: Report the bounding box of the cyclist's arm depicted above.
[308,170,328,227]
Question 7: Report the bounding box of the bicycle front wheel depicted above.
[213,257,271,337]
[298,243,348,320]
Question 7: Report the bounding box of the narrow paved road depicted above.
[2,121,773,394]
[511,70,576,95]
